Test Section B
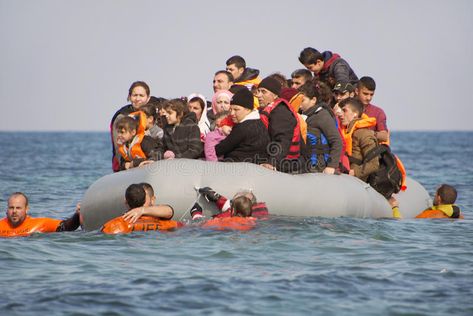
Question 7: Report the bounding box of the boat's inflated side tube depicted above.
[81,159,431,231]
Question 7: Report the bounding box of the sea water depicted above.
[0,131,472,316]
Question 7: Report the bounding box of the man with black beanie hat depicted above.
[256,76,303,173]
[215,89,270,164]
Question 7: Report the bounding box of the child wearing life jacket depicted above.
[115,116,163,171]
[413,184,463,219]
[162,99,204,160]
[101,183,182,234]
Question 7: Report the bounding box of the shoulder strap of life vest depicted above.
[260,99,301,159]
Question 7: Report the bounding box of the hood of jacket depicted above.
[236,67,260,82]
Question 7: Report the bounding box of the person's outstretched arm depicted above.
[122,205,174,223]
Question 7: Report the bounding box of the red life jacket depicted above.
[214,202,269,219]
[202,216,256,231]
[260,98,301,159]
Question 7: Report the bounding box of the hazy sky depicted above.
[1,0,472,131]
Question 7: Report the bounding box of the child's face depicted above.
[146,116,155,129]
[164,109,180,125]
[116,128,136,144]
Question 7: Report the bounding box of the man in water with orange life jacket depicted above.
[390,184,463,219]
[256,76,303,173]
[190,188,262,231]
[200,196,256,231]
[190,187,269,220]
[0,192,81,237]
[101,183,182,234]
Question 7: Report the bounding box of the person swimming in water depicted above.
[0,192,80,237]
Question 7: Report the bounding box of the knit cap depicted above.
[231,88,254,110]
[258,77,282,96]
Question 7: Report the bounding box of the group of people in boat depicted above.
[1,47,463,237]
[110,48,404,211]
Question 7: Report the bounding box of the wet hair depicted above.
[9,192,29,207]
[358,76,376,91]
[339,97,364,117]
[233,190,257,204]
[299,47,323,65]
[291,69,313,81]
[269,72,289,89]
[231,196,253,217]
[436,184,457,204]
[140,182,155,198]
[226,55,246,69]
[128,81,150,99]
[214,70,235,83]
[189,97,206,112]
[163,98,189,119]
[115,116,138,132]
[299,82,320,100]
[125,184,146,209]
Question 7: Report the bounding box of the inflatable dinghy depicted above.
[81,159,432,231]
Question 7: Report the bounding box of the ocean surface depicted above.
[0,131,472,316]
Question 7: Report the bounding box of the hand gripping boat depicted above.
[81,159,431,231]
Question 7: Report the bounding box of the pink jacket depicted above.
[204,129,227,161]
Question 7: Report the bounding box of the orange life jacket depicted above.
[117,111,148,161]
[260,98,302,160]
[202,216,256,231]
[235,77,261,90]
[395,155,407,191]
[415,205,463,219]
[0,216,62,238]
[341,114,377,156]
[101,216,183,234]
